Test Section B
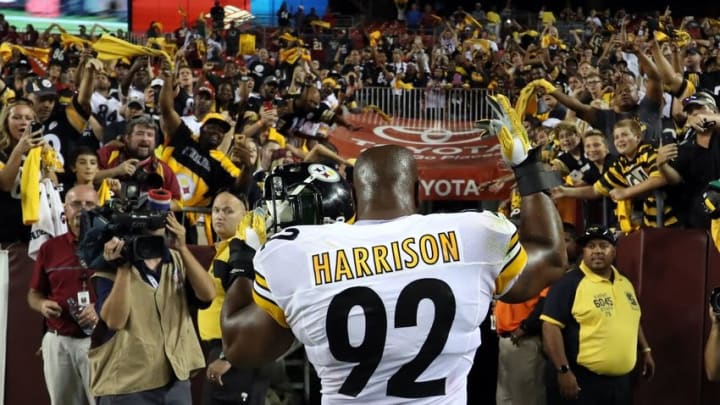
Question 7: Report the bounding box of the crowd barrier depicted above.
[352,86,494,130]
[5,228,720,403]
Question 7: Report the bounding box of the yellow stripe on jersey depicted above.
[539,314,565,328]
[495,233,528,296]
[255,272,269,290]
[252,288,289,328]
[66,102,88,133]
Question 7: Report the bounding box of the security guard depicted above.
[541,225,655,404]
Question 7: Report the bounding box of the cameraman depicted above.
[89,210,216,403]
[95,115,182,210]
[706,303,720,381]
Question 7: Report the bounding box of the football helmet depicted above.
[263,162,355,234]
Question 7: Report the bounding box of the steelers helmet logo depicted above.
[176,174,196,201]
[42,79,53,88]
[308,163,340,183]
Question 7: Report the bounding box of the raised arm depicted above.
[120,57,144,97]
[631,42,663,106]
[547,83,599,124]
[159,65,182,139]
[650,40,684,95]
[76,58,102,115]
[485,95,567,303]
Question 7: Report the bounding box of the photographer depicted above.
[89,203,216,403]
[27,184,99,405]
[95,115,182,210]
[706,301,720,381]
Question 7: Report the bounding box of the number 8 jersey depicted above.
[252,211,527,404]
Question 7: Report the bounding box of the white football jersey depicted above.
[91,92,123,127]
[253,212,527,404]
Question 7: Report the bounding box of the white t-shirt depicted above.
[91,91,123,127]
[253,211,527,404]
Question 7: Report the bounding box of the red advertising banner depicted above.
[131,0,250,33]
[332,113,512,201]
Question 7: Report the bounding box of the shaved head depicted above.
[354,145,418,220]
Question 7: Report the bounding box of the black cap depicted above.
[577,225,617,247]
[687,47,700,55]
[25,77,57,97]
[262,75,279,86]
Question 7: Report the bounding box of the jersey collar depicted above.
[579,261,619,283]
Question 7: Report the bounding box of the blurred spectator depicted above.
[406,3,422,31]
[495,287,548,405]
[0,98,43,245]
[472,3,486,23]
[277,2,291,28]
[658,92,720,228]
[553,119,678,230]
[69,146,120,200]
[248,49,274,91]
[294,5,306,32]
[0,14,9,41]
[210,1,225,32]
[28,58,101,191]
[95,115,182,207]
[225,21,240,58]
[28,185,99,405]
[23,24,39,46]
[199,189,271,404]
[548,41,665,152]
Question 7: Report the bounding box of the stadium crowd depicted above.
[3,0,720,404]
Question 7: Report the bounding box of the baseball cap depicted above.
[576,225,617,247]
[201,112,231,133]
[542,118,562,129]
[263,75,279,86]
[197,82,215,98]
[683,91,718,112]
[126,95,144,109]
[25,77,57,97]
[150,78,164,88]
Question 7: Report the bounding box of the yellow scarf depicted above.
[20,147,42,224]
[92,34,171,65]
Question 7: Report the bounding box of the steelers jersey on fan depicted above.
[159,123,240,207]
[592,143,677,227]
[252,211,527,404]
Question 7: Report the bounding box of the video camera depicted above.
[77,174,170,270]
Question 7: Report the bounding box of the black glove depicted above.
[214,238,257,291]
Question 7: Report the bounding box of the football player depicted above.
[222,95,567,403]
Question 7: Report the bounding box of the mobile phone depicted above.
[30,121,43,134]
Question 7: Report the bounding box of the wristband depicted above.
[512,148,563,196]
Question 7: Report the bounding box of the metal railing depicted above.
[351,87,494,129]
